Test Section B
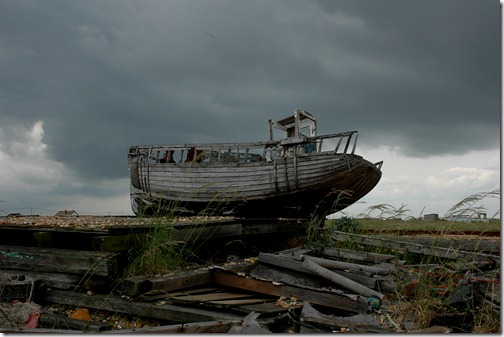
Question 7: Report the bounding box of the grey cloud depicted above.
[0,0,499,183]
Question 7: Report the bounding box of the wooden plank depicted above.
[258,252,308,273]
[162,287,220,297]
[331,231,498,261]
[33,231,53,248]
[375,236,501,253]
[302,255,395,275]
[0,227,108,250]
[172,223,243,241]
[119,269,213,297]
[237,302,288,314]
[102,320,242,333]
[43,290,244,323]
[320,246,395,263]
[92,233,146,252]
[277,247,314,256]
[250,261,329,289]
[118,275,150,297]
[172,292,255,302]
[150,269,212,292]
[0,269,112,291]
[212,271,369,314]
[300,302,391,333]
[257,253,376,288]
[0,245,119,277]
[205,298,273,306]
[241,221,305,235]
[302,257,384,299]
[137,287,221,302]
[227,312,272,334]
[0,328,85,333]
[95,222,242,252]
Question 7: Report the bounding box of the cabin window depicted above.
[243,148,265,163]
[159,150,176,163]
[148,152,157,164]
[156,150,180,163]
[184,148,203,163]
[220,149,237,163]
[170,150,183,163]
[304,142,316,154]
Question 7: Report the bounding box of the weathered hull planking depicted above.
[128,109,382,220]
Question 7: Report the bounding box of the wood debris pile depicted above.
[0,216,499,333]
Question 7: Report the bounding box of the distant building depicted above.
[446,213,489,223]
[55,210,79,216]
[423,213,439,221]
[477,212,488,220]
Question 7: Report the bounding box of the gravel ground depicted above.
[0,215,234,230]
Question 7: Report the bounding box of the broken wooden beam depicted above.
[43,289,245,323]
[0,269,113,292]
[227,312,272,334]
[150,269,212,292]
[102,319,243,333]
[320,246,396,263]
[300,302,392,333]
[302,256,384,300]
[172,223,243,241]
[331,231,498,261]
[119,268,213,297]
[301,255,395,275]
[212,270,369,314]
[375,236,500,254]
[277,246,314,257]
[257,252,377,289]
[0,245,120,277]
[0,328,85,333]
[91,233,146,252]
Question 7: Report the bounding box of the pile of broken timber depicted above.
[0,244,401,333]
[0,216,306,292]
[332,230,501,330]
[0,221,500,332]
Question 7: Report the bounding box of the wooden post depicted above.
[301,255,395,276]
[302,256,384,300]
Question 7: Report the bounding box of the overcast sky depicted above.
[0,0,500,218]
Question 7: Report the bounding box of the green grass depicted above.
[324,214,500,333]
[350,219,500,232]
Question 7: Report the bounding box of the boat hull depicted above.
[129,151,382,219]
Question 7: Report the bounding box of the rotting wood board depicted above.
[101,319,243,334]
[256,252,377,289]
[332,231,499,261]
[120,269,213,297]
[43,289,245,323]
[300,302,392,333]
[170,292,256,303]
[302,257,384,300]
[137,287,221,302]
[250,261,330,289]
[0,269,113,292]
[320,246,396,263]
[375,236,500,254]
[301,255,395,275]
[0,245,119,277]
[211,269,369,314]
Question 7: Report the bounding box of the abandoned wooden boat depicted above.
[128,109,382,221]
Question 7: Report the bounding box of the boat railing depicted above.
[129,131,360,165]
[309,131,358,154]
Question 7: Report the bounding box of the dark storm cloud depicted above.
[0,0,499,182]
